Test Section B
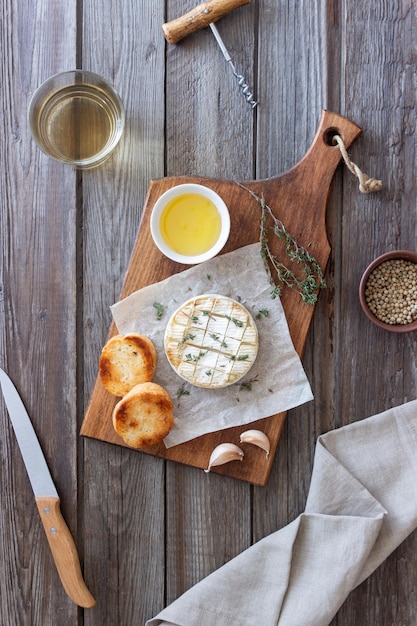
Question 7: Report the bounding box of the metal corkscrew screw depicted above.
[234,71,258,109]
[209,22,258,108]
[162,0,258,110]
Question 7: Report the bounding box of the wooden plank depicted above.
[165,0,256,181]
[0,0,80,623]
[163,1,255,604]
[80,1,167,624]
[163,1,255,608]
[330,3,417,625]
[253,0,331,537]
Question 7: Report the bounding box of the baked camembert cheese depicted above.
[164,294,258,388]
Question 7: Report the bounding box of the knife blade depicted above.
[0,368,95,608]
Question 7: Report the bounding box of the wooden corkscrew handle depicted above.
[162,0,251,44]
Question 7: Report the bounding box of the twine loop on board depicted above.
[333,134,382,193]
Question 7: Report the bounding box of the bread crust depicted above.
[112,382,174,448]
[99,333,157,396]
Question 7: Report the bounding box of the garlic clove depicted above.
[239,429,270,459]
[204,443,244,473]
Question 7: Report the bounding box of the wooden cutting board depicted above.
[81,110,361,486]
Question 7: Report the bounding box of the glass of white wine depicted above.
[28,70,125,169]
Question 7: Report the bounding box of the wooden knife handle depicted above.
[162,0,251,44]
[35,496,96,608]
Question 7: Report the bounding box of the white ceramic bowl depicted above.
[150,183,230,264]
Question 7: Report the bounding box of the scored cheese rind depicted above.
[164,294,259,388]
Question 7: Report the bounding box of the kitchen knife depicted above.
[0,367,95,608]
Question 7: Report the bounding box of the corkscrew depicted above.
[162,0,258,110]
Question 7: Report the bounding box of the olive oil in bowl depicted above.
[150,184,230,264]
[160,193,222,256]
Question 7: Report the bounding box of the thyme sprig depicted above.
[185,350,208,362]
[209,332,228,348]
[176,382,190,406]
[256,308,269,319]
[237,183,327,305]
[179,332,196,345]
[230,354,249,361]
[153,301,166,320]
[225,315,243,327]
[239,374,259,391]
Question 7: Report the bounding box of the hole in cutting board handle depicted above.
[323,128,341,146]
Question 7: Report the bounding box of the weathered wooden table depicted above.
[1,1,416,624]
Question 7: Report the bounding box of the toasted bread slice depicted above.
[112,382,174,448]
[99,333,157,396]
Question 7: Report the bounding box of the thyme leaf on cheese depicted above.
[180,332,196,345]
[225,315,243,327]
[209,332,228,348]
[185,350,208,362]
[230,354,249,361]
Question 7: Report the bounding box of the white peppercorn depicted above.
[365,259,417,325]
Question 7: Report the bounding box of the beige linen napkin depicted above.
[111,243,313,447]
[146,399,417,626]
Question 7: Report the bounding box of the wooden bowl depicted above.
[359,250,417,333]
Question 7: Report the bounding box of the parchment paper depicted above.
[110,243,313,447]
